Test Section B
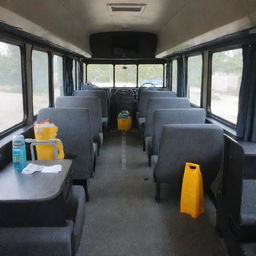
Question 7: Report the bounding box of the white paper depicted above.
[41,164,62,173]
[22,163,62,174]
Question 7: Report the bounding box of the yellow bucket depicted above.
[180,162,204,218]
[117,117,132,132]
[34,125,64,160]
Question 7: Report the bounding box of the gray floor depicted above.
[77,130,228,256]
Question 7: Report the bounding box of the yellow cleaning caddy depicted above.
[34,121,64,160]
[180,162,204,218]
[117,111,132,132]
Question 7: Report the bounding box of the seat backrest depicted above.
[86,87,111,105]
[73,90,108,117]
[138,91,176,117]
[114,88,135,114]
[55,96,102,139]
[155,124,223,189]
[144,97,190,136]
[37,108,93,180]
[151,108,206,155]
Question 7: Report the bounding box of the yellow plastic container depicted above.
[117,117,132,132]
[34,125,64,160]
[180,162,204,218]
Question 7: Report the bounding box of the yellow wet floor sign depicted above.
[180,163,204,218]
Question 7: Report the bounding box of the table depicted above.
[0,159,73,227]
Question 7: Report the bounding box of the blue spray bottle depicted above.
[12,134,27,171]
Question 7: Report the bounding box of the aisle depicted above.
[77,130,227,256]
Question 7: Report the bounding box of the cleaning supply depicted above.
[180,162,204,218]
[34,121,64,160]
[12,134,27,171]
[117,110,132,132]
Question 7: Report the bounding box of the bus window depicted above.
[72,60,76,89]
[83,63,86,83]
[210,49,243,124]
[187,55,202,106]
[87,64,113,87]
[32,50,49,115]
[53,55,63,101]
[138,64,163,87]
[76,61,80,88]
[0,42,23,133]
[172,60,178,93]
[115,65,137,87]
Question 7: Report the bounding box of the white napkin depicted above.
[22,163,62,174]
[41,165,62,173]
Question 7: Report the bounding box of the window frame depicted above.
[186,53,203,107]
[0,39,27,137]
[207,46,243,128]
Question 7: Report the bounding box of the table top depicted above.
[0,160,72,202]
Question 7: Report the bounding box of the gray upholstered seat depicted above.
[37,108,94,182]
[144,97,190,138]
[73,90,109,127]
[0,185,85,256]
[147,108,206,166]
[154,124,223,201]
[138,90,176,118]
[241,179,256,226]
[66,185,86,254]
[137,91,176,133]
[55,96,103,146]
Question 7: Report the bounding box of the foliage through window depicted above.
[138,64,163,87]
[187,55,202,106]
[32,50,49,115]
[53,55,63,102]
[211,49,243,124]
[115,65,137,87]
[87,64,113,87]
[0,42,23,133]
[172,60,178,93]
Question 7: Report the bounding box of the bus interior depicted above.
[0,1,256,256]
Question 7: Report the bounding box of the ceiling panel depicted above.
[0,0,256,57]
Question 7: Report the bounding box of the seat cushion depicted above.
[241,243,256,256]
[0,221,73,256]
[241,179,256,225]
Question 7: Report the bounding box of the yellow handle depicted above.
[56,141,65,160]
[186,162,200,170]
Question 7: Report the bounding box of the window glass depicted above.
[53,55,63,101]
[32,50,49,115]
[115,65,137,87]
[138,64,163,87]
[87,64,113,87]
[83,63,86,83]
[211,49,243,124]
[72,60,76,89]
[0,42,23,132]
[76,61,80,89]
[172,60,178,93]
[164,63,167,87]
[187,55,202,106]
